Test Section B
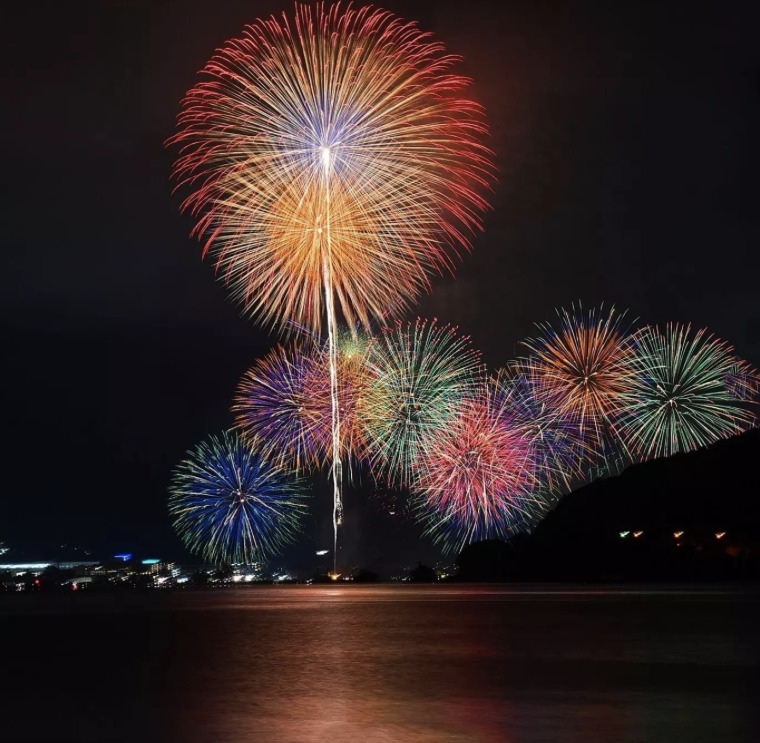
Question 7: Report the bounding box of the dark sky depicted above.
[2,0,758,565]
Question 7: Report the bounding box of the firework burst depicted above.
[169,2,494,333]
[726,358,760,402]
[619,324,758,459]
[233,332,374,473]
[168,431,308,564]
[413,381,544,554]
[520,304,634,461]
[232,341,325,470]
[362,318,482,486]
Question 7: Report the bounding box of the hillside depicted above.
[457,428,760,582]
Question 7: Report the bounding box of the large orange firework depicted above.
[170,2,494,333]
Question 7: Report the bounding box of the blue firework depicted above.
[168,431,309,564]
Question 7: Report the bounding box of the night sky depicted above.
[3,0,758,566]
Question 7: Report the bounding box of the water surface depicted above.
[2,585,758,742]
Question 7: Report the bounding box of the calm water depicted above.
[2,586,759,742]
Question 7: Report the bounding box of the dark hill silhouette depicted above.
[537,427,760,540]
[457,429,760,582]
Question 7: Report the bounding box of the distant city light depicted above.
[715,532,726,540]
[0,562,51,571]
[673,531,684,539]
[619,531,630,538]
[633,531,644,538]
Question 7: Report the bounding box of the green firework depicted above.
[620,324,757,459]
[362,318,483,486]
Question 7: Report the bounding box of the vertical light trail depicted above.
[319,146,343,574]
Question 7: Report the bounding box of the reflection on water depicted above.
[2,586,759,742]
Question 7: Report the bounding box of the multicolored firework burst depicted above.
[233,331,374,474]
[168,431,308,564]
[619,324,758,459]
[520,304,633,461]
[413,382,543,554]
[169,3,494,560]
[362,319,482,486]
[726,358,760,402]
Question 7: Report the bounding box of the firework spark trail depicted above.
[170,4,493,569]
[325,302,343,569]
[319,144,344,572]
[309,328,375,482]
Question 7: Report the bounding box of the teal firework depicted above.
[168,431,309,564]
[619,324,757,459]
[362,319,483,486]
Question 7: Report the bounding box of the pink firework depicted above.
[414,381,544,552]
